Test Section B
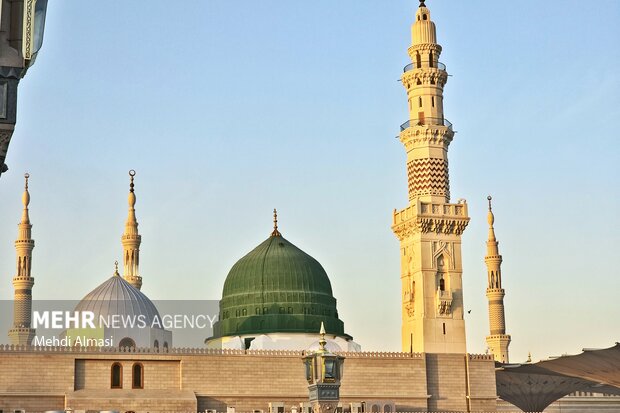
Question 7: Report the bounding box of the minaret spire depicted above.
[121,170,142,289]
[8,172,36,345]
[485,196,511,363]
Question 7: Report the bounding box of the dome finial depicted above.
[271,208,281,237]
[114,261,119,276]
[419,0,426,7]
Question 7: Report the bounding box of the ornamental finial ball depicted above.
[419,0,426,7]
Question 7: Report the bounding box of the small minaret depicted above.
[121,170,142,290]
[485,196,511,363]
[8,173,36,345]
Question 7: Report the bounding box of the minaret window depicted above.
[418,97,423,108]
[429,51,434,67]
[432,96,435,107]
[111,363,122,389]
[423,14,428,21]
[416,53,421,68]
[439,277,445,291]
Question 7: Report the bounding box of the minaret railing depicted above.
[400,117,452,131]
[404,61,446,72]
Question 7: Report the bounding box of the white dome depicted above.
[74,274,162,325]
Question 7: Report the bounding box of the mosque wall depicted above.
[0,347,496,412]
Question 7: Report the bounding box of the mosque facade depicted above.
[1,2,619,413]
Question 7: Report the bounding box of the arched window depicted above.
[132,363,144,389]
[439,277,445,292]
[371,405,380,413]
[422,14,428,21]
[163,341,169,352]
[384,405,392,413]
[119,337,136,349]
[416,53,421,68]
[111,362,122,389]
[154,340,159,350]
[429,51,434,67]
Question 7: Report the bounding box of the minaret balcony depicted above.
[392,199,470,238]
[403,61,446,73]
[400,117,452,132]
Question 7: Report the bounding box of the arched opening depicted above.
[429,51,434,67]
[439,277,445,292]
[416,53,421,68]
[384,405,392,413]
[153,339,159,350]
[132,363,144,389]
[418,97,423,107]
[119,337,136,350]
[163,341,169,352]
[371,405,379,413]
[111,362,122,389]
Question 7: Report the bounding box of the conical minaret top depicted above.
[121,170,142,290]
[9,173,36,345]
[485,196,511,363]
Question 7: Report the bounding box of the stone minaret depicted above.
[8,173,36,345]
[122,170,142,290]
[485,196,511,363]
[392,0,470,354]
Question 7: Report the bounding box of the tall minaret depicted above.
[8,173,36,345]
[485,196,511,363]
[121,170,142,290]
[391,0,470,354]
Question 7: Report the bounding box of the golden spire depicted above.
[271,208,281,237]
[114,261,119,276]
[318,321,327,353]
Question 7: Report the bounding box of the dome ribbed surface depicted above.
[211,235,347,339]
[75,275,161,324]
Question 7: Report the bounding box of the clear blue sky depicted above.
[0,0,618,360]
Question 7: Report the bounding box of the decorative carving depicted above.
[402,69,448,89]
[407,157,450,200]
[23,0,35,59]
[436,288,452,316]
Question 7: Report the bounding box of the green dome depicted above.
[211,234,347,339]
